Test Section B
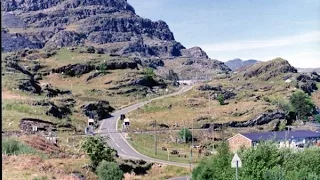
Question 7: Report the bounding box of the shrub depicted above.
[2,138,45,157]
[143,68,156,79]
[178,128,192,143]
[289,91,315,120]
[217,94,225,105]
[82,136,117,168]
[96,161,123,180]
[87,46,95,53]
[315,114,320,123]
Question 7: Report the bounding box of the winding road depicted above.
[98,85,194,168]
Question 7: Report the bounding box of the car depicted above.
[170,150,179,155]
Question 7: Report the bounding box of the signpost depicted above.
[231,153,242,180]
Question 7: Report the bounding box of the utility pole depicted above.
[208,92,211,116]
[154,119,157,156]
[184,120,186,143]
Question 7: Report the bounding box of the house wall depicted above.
[228,134,252,152]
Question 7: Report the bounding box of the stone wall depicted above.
[228,134,252,152]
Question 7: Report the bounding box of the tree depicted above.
[289,91,315,120]
[96,161,123,180]
[143,67,156,79]
[315,114,320,123]
[217,93,225,105]
[192,141,234,180]
[82,136,117,168]
[178,128,192,143]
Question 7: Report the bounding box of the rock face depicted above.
[225,58,259,71]
[1,0,182,57]
[243,58,297,80]
[81,101,115,120]
[1,0,230,76]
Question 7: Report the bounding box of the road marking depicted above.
[109,134,115,142]
[115,143,120,147]
[121,149,127,154]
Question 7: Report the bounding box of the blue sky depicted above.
[128,0,320,68]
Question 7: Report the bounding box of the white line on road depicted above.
[109,134,115,142]
[121,149,127,154]
[115,143,120,147]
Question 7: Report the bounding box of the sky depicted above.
[128,0,320,68]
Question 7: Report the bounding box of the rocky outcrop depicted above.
[198,85,222,91]
[198,84,236,100]
[46,103,72,119]
[18,78,42,94]
[52,63,96,77]
[142,59,164,69]
[102,60,138,70]
[19,118,56,134]
[81,101,114,120]
[181,47,208,59]
[206,111,286,130]
[243,58,297,80]
[134,77,159,87]
[42,84,72,97]
[118,159,153,175]
[296,72,320,94]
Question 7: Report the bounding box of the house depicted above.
[228,130,320,152]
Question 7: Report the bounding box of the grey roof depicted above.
[241,130,320,142]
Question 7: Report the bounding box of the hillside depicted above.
[1,0,230,79]
[225,58,259,71]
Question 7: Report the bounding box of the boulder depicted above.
[52,63,95,77]
[81,101,114,120]
[46,103,72,119]
[134,77,158,87]
[118,159,153,175]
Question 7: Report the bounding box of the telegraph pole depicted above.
[154,119,157,156]
[208,92,211,116]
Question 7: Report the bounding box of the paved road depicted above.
[98,85,193,167]
[168,176,191,180]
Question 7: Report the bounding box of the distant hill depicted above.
[225,58,260,71]
[297,68,320,73]
[242,58,297,81]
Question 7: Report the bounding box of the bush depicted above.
[143,68,156,79]
[192,141,320,179]
[96,161,123,180]
[178,128,192,143]
[87,46,95,53]
[290,91,315,120]
[315,114,320,123]
[217,94,225,105]
[2,138,45,157]
[82,136,117,168]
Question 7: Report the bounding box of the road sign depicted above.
[231,153,242,168]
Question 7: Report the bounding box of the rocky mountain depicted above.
[225,58,259,71]
[1,0,230,78]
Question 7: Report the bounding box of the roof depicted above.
[241,130,320,142]
[124,118,130,123]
